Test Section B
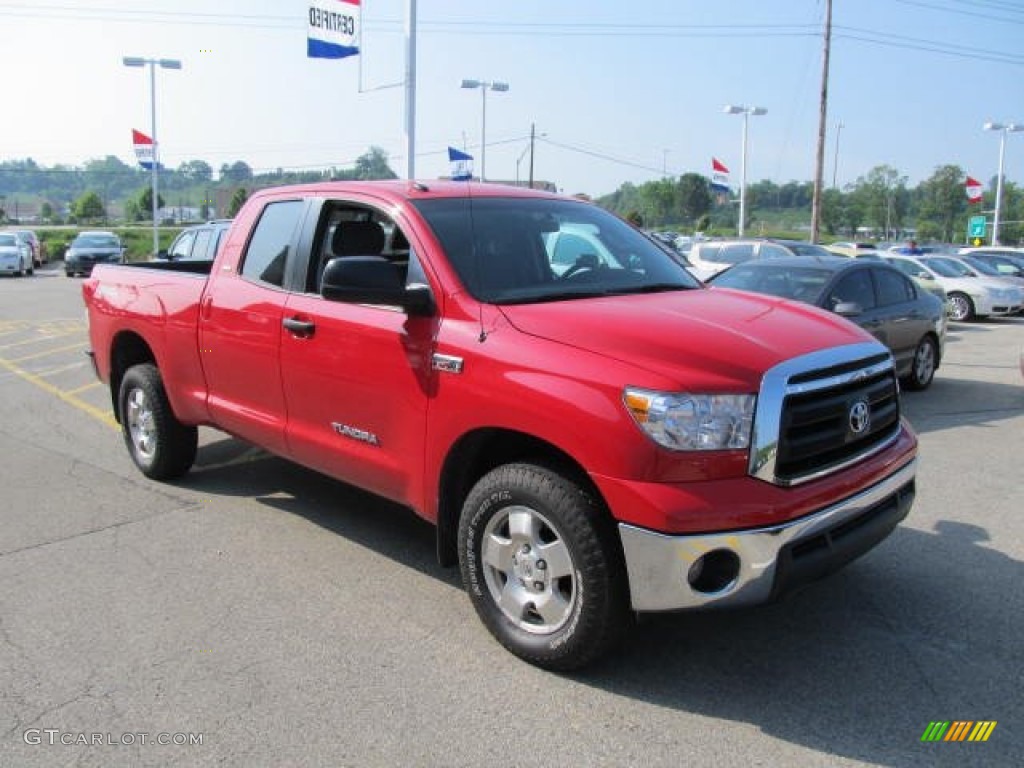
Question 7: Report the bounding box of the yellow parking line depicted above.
[35,361,89,377]
[65,380,103,396]
[0,328,86,351]
[0,357,118,430]
[7,341,89,363]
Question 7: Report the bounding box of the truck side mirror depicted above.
[321,256,434,316]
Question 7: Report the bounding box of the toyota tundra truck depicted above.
[82,181,917,670]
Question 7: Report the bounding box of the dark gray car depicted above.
[65,231,124,277]
[709,256,947,390]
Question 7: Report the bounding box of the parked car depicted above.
[884,254,1023,321]
[156,219,233,262]
[708,256,945,389]
[65,231,124,277]
[827,241,880,258]
[957,254,1024,291]
[687,238,833,280]
[958,247,1024,278]
[0,232,33,276]
[12,229,45,267]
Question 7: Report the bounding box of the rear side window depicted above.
[874,268,915,306]
[240,201,303,287]
[169,230,196,260]
[191,229,213,260]
[829,270,876,310]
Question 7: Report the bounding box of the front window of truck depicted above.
[412,197,699,304]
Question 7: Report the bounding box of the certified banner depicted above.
[448,147,473,181]
[132,129,157,171]
[710,157,730,192]
[308,0,360,60]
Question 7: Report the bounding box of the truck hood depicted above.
[498,287,877,390]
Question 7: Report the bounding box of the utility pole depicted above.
[810,0,832,243]
[529,122,536,189]
[832,120,844,189]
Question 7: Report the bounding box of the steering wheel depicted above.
[559,253,599,280]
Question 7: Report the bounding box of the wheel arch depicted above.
[435,427,611,568]
[108,331,157,423]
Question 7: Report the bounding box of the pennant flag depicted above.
[132,129,160,171]
[711,157,730,192]
[308,0,360,60]
[965,176,983,204]
[448,147,474,181]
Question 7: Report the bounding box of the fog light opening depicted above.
[687,549,741,594]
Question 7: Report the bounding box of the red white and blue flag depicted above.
[132,129,157,171]
[448,147,473,181]
[965,176,983,204]
[308,0,360,60]
[711,157,730,191]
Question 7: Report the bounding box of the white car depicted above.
[884,254,1023,321]
[0,232,33,276]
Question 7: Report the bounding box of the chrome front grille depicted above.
[750,342,901,486]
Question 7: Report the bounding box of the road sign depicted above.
[968,215,987,239]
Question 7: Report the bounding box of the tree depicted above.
[220,161,253,184]
[137,187,165,221]
[849,165,908,239]
[228,187,249,217]
[352,146,397,180]
[178,159,213,184]
[820,189,845,236]
[916,165,966,243]
[40,202,54,222]
[676,173,713,226]
[639,179,676,227]
[73,191,105,222]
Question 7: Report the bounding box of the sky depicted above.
[1,0,1022,198]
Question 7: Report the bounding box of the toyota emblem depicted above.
[848,400,870,435]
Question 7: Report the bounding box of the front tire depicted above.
[903,336,938,390]
[458,463,631,671]
[118,363,198,480]
[948,292,975,322]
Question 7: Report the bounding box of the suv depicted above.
[157,220,232,262]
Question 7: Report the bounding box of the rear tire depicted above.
[903,336,937,391]
[118,363,198,480]
[458,463,632,671]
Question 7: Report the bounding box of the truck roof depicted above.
[246,180,565,204]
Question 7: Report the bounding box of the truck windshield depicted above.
[412,197,699,303]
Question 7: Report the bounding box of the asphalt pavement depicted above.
[0,264,1021,767]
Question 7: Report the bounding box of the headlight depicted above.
[624,388,755,451]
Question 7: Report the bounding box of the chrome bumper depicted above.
[619,459,916,611]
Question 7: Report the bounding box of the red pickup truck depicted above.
[83,181,917,670]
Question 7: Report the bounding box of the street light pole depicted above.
[724,105,767,237]
[983,121,1023,246]
[460,79,509,182]
[123,56,182,256]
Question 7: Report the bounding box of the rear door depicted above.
[199,198,307,455]
[870,266,927,373]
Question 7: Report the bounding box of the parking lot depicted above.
[0,265,1021,767]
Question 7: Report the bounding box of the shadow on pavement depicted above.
[176,436,1021,767]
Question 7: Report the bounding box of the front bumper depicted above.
[619,458,916,611]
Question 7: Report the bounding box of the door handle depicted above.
[283,317,316,336]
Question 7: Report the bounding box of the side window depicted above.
[697,243,722,264]
[168,230,195,260]
[758,244,791,259]
[874,268,914,306]
[240,201,303,287]
[720,243,755,264]
[191,229,213,261]
[829,270,876,310]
